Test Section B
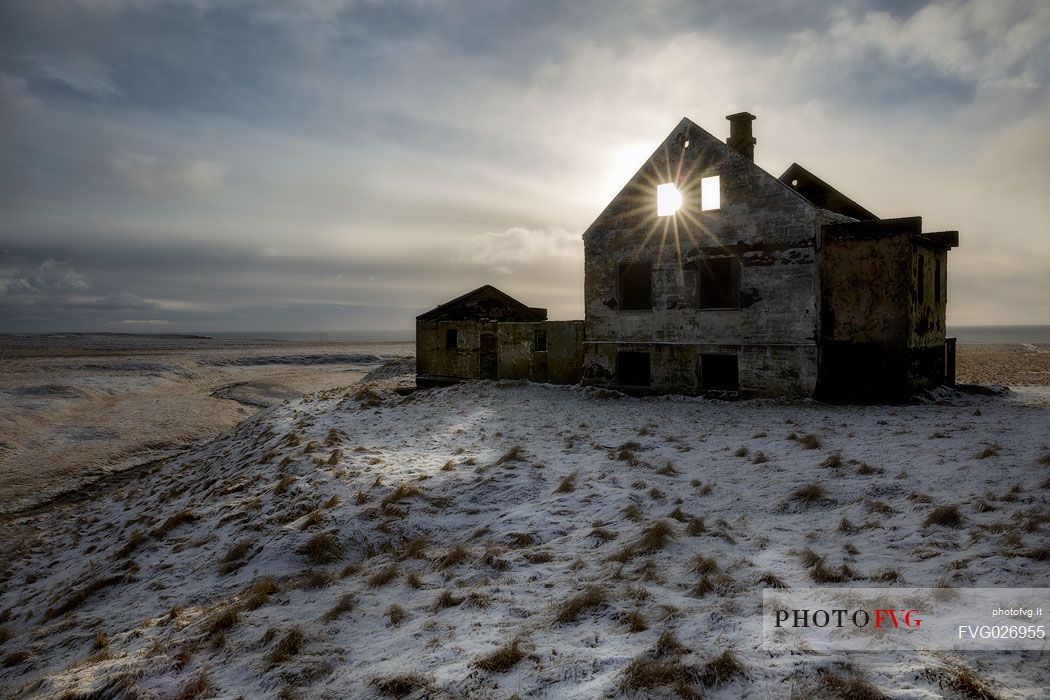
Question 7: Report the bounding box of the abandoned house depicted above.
[417,113,958,402]
[415,285,584,386]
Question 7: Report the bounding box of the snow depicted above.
[1,375,1048,698]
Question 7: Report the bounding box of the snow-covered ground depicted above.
[1,373,1047,698]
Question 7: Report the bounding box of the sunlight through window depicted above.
[701,175,720,211]
[656,182,682,216]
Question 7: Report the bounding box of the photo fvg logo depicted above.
[775,608,923,630]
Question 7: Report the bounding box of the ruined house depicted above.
[582,113,958,401]
[417,113,958,402]
[415,285,584,386]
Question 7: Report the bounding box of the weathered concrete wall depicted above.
[817,217,951,401]
[418,319,584,386]
[416,320,484,383]
[582,117,838,396]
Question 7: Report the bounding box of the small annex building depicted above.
[415,285,584,387]
[416,113,959,402]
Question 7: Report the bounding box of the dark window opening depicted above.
[618,262,653,310]
[699,257,739,309]
[445,329,458,350]
[917,255,926,301]
[534,329,548,352]
[616,351,651,387]
[699,354,738,391]
[934,258,942,304]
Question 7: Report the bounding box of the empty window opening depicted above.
[934,258,942,304]
[445,329,458,350]
[617,351,651,387]
[701,175,721,211]
[534,329,547,352]
[683,140,690,148]
[917,255,926,301]
[699,354,738,391]
[699,257,739,309]
[619,262,653,310]
[656,182,682,216]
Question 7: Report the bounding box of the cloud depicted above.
[0,258,91,295]
[456,227,582,275]
[111,153,227,195]
[34,53,120,98]
[0,0,1047,330]
[66,292,159,311]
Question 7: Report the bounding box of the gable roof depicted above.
[778,163,878,221]
[582,117,825,242]
[416,285,547,322]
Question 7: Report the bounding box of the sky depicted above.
[1,0,1048,333]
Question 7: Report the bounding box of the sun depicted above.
[656,182,682,217]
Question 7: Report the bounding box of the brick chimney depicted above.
[726,112,757,161]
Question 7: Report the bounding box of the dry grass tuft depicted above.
[299,532,343,565]
[219,539,254,574]
[790,483,827,504]
[299,510,324,530]
[751,451,769,464]
[699,648,744,688]
[495,445,526,464]
[433,589,464,611]
[976,444,1002,460]
[691,555,719,575]
[810,559,856,584]
[625,609,649,632]
[555,586,608,624]
[302,569,337,589]
[686,517,707,536]
[623,503,645,522]
[636,520,676,553]
[820,453,844,468]
[113,530,147,559]
[242,577,281,611]
[381,483,423,510]
[620,658,700,698]
[372,674,432,697]
[757,572,788,589]
[435,543,470,570]
[274,474,295,496]
[668,507,691,523]
[590,527,618,542]
[555,473,577,493]
[924,505,963,528]
[45,574,125,620]
[474,639,527,673]
[799,434,822,449]
[734,446,749,457]
[155,510,197,536]
[367,563,400,588]
[354,386,383,407]
[923,662,1001,700]
[387,604,407,626]
[654,630,689,657]
[267,627,304,668]
[322,594,356,622]
[2,649,32,667]
[177,668,211,700]
[815,668,888,700]
[203,607,239,639]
